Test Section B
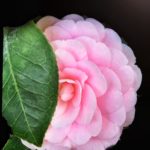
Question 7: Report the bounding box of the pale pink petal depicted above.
[132,65,142,90]
[102,129,122,149]
[68,123,91,145]
[51,103,80,128]
[76,84,97,125]
[86,107,102,136]
[106,106,126,126]
[77,37,111,66]
[101,68,121,90]
[52,40,87,61]
[111,49,128,68]
[117,65,135,93]
[77,60,107,97]
[98,117,119,139]
[124,108,135,127]
[43,140,70,150]
[45,126,70,143]
[75,138,105,150]
[61,68,88,86]
[76,21,99,41]
[53,100,68,117]
[55,49,76,69]
[122,44,136,65]
[44,26,71,42]
[98,89,124,114]
[124,88,137,112]
[103,28,122,50]
[61,138,73,148]
[55,20,77,37]
[63,14,84,22]
[37,16,59,31]
[86,18,105,41]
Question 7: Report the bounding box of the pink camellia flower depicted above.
[22,14,142,150]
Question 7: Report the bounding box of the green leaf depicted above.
[2,21,58,146]
[3,136,30,150]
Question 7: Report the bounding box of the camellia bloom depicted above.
[22,14,142,150]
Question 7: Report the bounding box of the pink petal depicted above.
[132,65,142,91]
[45,126,70,143]
[86,18,105,41]
[75,138,105,150]
[60,83,74,101]
[44,26,71,42]
[71,81,82,107]
[43,140,70,150]
[55,20,77,36]
[117,65,135,93]
[102,129,122,149]
[98,89,124,114]
[98,117,119,139]
[77,60,107,97]
[103,28,122,50]
[53,100,68,117]
[76,21,99,41]
[111,49,128,68]
[124,88,137,112]
[51,103,80,128]
[61,138,72,148]
[61,68,88,87]
[55,49,76,69]
[122,44,136,65]
[101,68,121,90]
[68,123,91,145]
[86,107,102,136]
[106,106,126,126]
[77,37,111,66]
[76,84,97,125]
[52,40,87,61]
[63,14,84,22]
[37,16,59,31]
[124,108,135,127]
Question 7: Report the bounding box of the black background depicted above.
[0,0,150,149]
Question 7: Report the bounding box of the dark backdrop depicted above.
[0,0,150,149]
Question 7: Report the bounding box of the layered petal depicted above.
[77,60,107,97]
[51,103,80,128]
[77,37,111,66]
[75,138,105,150]
[76,84,97,125]
[45,125,70,143]
[98,117,119,139]
[98,89,124,114]
[44,26,71,41]
[103,28,122,50]
[68,123,91,145]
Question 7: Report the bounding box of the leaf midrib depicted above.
[5,32,38,145]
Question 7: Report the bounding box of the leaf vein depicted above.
[11,111,23,127]
[15,51,48,73]
[3,92,17,112]
[18,85,47,98]
[6,35,38,144]
[3,73,11,88]
[15,68,48,85]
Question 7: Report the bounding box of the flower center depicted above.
[59,82,74,101]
